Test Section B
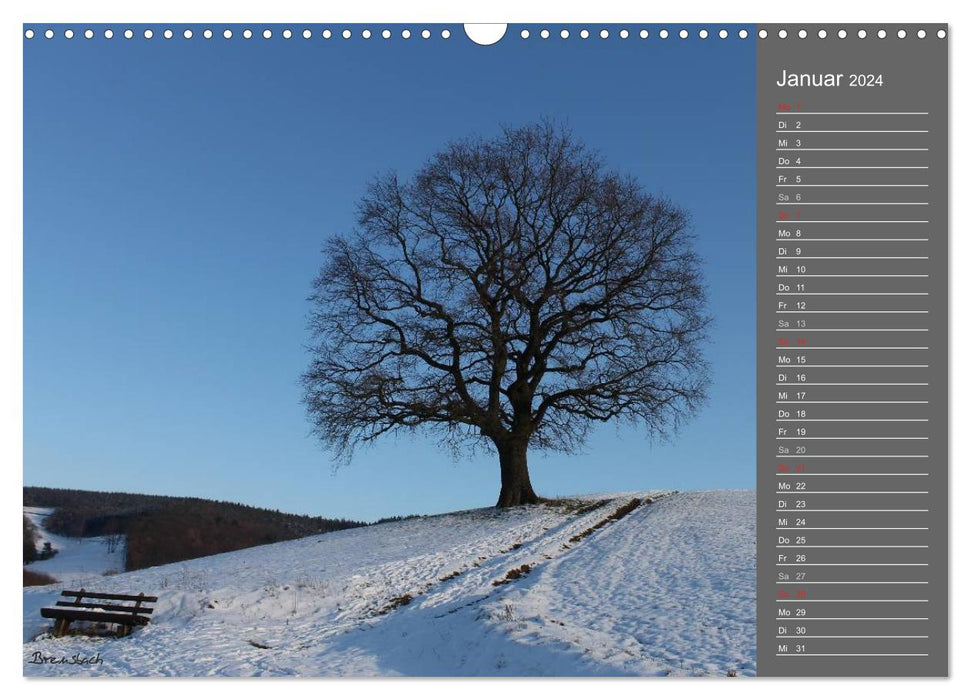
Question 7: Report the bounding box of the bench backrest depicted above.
[60,590,158,603]
[55,590,157,618]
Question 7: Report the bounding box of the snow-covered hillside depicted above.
[23,507,126,585]
[23,490,755,677]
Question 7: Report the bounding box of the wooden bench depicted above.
[41,589,158,637]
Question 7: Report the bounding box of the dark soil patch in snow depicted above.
[492,563,532,586]
[378,593,415,614]
[542,497,611,516]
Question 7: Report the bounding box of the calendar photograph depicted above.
[18,20,947,679]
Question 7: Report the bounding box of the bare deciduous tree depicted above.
[303,122,710,507]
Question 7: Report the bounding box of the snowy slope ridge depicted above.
[23,490,755,677]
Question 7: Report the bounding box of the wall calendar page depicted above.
[16,14,953,684]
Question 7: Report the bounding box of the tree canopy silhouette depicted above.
[303,122,710,507]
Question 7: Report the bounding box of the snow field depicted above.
[23,490,755,677]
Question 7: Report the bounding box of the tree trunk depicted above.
[495,437,539,508]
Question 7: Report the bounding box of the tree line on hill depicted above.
[23,515,42,564]
[23,486,367,571]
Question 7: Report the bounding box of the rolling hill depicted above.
[23,490,756,677]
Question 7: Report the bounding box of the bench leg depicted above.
[54,619,70,637]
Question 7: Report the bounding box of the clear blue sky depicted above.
[23,25,755,521]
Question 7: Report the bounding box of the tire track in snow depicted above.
[492,490,757,676]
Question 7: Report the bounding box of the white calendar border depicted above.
[3,1,965,698]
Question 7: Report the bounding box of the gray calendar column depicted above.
[756,24,948,677]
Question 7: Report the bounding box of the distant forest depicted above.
[23,486,367,571]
